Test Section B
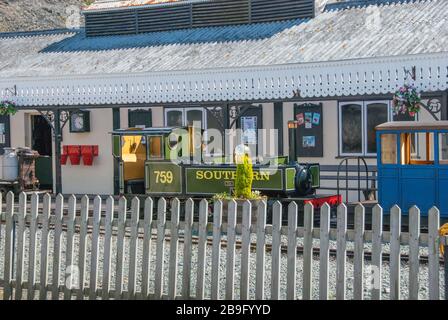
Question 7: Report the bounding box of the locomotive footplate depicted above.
[264,194,342,226]
[279,194,342,209]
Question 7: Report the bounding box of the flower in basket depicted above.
[392,84,422,117]
[0,100,18,116]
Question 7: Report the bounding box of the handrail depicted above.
[336,157,371,203]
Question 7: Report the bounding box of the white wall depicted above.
[60,109,114,195]
[10,109,115,195]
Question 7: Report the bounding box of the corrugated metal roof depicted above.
[0,0,447,79]
[83,0,186,11]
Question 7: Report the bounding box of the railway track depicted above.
[174,235,439,265]
[24,222,440,265]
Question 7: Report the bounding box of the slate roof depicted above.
[0,0,447,79]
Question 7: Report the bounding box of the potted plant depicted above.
[392,84,422,117]
[213,152,266,224]
[0,100,18,116]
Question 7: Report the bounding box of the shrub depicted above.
[234,154,253,199]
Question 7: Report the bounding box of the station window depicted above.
[380,134,397,164]
[400,132,434,165]
[128,109,152,128]
[339,101,390,156]
[439,133,448,164]
[165,108,206,129]
[165,107,224,157]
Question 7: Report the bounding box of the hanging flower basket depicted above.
[392,84,422,117]
[0,101,18,116]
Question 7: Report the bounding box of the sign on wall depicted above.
[241,116,258,145]
[293,103,323,157]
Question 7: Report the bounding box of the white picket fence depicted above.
[0,192,444,300]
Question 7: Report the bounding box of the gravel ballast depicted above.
[0,224,444,300]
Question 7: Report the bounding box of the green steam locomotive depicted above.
[111,126,322,200]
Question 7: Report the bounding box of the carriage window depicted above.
[148,136,163,159]
[401,132,434,165]
[440,133,448,164]
[381,134,397,164]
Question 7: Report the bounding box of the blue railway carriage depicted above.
[376,121,448,217]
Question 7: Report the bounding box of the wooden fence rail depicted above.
[0,192,444,300]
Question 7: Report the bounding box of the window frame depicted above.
[147,135,165,160]
[338,100,391,157]
[128,108,152,128]
[164,107,207,129]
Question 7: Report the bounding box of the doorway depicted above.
[32,116,52,156]
[31,115,53,189]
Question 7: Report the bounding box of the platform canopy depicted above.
[0,0,447,107]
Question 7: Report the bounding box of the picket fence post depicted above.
[77,195,89,300]
[52,194,64,300]
[102,196,115,300]
[319,203,330,300]
[155,197,167,300]
[63,195,76,300]
[409,206,420,300]
[303,203,314,300]
[128,197,140,300]
[141,197,154,300]
[390,205,401,300]
[353,204,365,300]
[336,203,347,300]
[182,198,194,299]
[255,201,267,300]
[4,192,14,300]
[115,197,127,300]
[39,194,51,300]
[15,193,27,300]
[225,200,237,300]
[168,198,180,300]
[271,201,282,300]
[371,204,383,300]
[428,207,440,300]
[27,193,39,300]
[287,201,298,300]
[240,200,251,300]
[211,200,223,300]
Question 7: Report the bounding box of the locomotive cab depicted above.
[112,127,176,194]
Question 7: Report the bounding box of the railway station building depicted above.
[0,0,447,199]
